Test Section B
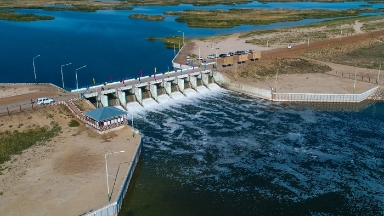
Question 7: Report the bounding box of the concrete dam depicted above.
[82,70,216,111]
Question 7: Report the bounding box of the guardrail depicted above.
[272,86,378,102]
[0,102,51,117]
[85,137,142,216]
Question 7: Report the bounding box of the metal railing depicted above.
[272,86,378,103]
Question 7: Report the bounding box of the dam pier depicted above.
[78,69,215,109]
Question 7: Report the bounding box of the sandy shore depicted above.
[0,104,141,216]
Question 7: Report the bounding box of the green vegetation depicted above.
[68,119,80,127]
[236,15,384,47]
[0,121,61,165]
[129,14,165,21]
[147,36,157,40]
[41,4,133,12]
[164,9,360,28]
[160,35,183,49]
[228,58,332,81]
[361,15,384,31]
[0,11,54,21]
[303,36,384,70]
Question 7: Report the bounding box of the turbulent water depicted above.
[120,86,384,215]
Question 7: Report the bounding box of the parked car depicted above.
[241,50,248,54]
[235,51,242,55]
[219,53,227,58]
[207,54,216,59]
[37,97,54,105]
[249,49,256,53]
[287,44,292,49]
[196,56,203,60]
[228,52,234,56]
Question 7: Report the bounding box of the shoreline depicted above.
[0,97,142,216]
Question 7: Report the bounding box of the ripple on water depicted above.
[131,89,384,214]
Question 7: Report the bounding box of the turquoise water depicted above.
[119,88,384,215]
[0,1,383,89]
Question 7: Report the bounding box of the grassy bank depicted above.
[129,14,165,21]
[0,121,61,165]
[236,15,384,47]
[165,9,360,28]
[160,35,184,49]
[0,11,54,21]
[223,58,332,81]
[303,35,384,70]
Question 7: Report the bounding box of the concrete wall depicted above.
[134,88,142,104]
[272,86,379,103]
[117,91,126,108]
[202,74,209,87]
[213,72,271,100]
[178,78,185,93]
[189,76,197,90]
[164,81,172,96]
[150,84,158,101]
[100,94,109,107]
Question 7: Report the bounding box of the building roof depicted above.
[84,106,127,122]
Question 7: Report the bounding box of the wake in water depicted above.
[126,85,384,215]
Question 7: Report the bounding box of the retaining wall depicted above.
[85,137,142,216]
[213,72,271,100]
[272,86,378,103]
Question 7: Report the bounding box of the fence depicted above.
[327,71,384,85]
[85,138,142,216]
[0,101,58,117]
[272,86,378,103]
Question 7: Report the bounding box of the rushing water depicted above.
[118,87,384,215]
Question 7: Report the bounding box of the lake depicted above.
[1,1,383,89]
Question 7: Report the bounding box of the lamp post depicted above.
[33,55,40,84]
[353,69,357,94]
[61,63,72,89]
[105,150,125,202]
[377,63,381,85]
[178,30,184,45]
[75,65,87,91]
[275,69,279,92]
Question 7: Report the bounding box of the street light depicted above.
[211,47,218,70]
[377,63,381,85]
[178,30,184,45]
[75,65,87,91]
[105,150,125,202]
[61,63,72,89]
[33,55,40,84]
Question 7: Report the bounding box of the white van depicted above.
[37,97,54,105]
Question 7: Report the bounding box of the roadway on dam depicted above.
[72,65,215,96]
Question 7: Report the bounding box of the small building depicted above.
[84,106,128,133]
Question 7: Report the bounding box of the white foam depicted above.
[184,88,198,97]
[158,94,173,105]
[126,102,143,113]
[171,92,186,100]
[208,83,221,90]
[196,86,210,94]
[142,98,158,107]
